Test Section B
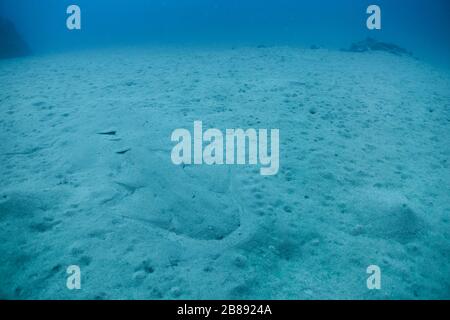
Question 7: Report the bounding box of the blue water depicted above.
[1,0,449,63]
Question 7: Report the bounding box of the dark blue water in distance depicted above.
[1,0,449,64]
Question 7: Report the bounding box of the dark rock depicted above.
[345,37,411,56]
[97,130,117,136]
[0,17,31,59]
[115,148,131,154]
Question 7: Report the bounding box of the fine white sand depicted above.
[0,46,449,299]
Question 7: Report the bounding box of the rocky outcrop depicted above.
[0,17,30,59]
[345,37,411,56]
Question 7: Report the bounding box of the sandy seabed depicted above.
[0,46,449,299]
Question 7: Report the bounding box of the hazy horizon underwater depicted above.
[0,0,449,300]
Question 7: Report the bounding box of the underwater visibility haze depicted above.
[0,0,449,299]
